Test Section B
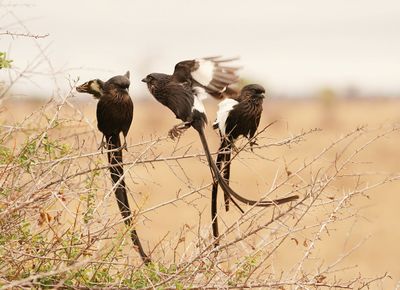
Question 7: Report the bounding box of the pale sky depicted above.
[1,0,400,98]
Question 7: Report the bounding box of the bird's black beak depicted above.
[141,77,148,83]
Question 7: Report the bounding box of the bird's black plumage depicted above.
[212,85,265,214]
[96,72,133,150]
[76,72,150,264]
[142,57,240,136]
[142,72,204,132]
[211,84,299,244]
[142,58,289,218]
[217,84,265,141]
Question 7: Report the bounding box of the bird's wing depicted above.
[173,57,240,99]
[249,111,262,139]
[162,83,195,122]
[191,57,240,98]
[96,98,112,136]
[213,98,239,135]
[122,96,134,137]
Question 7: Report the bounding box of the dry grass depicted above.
[0,96,399,289]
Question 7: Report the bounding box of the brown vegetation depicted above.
[0,96,399,289]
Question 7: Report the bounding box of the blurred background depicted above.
[0,0,399,99]
[1,0,400,288]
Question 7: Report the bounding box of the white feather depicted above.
[191,59,214,86]
[194,86,209,100]
[214,98,238,135]
[193,95,206,113]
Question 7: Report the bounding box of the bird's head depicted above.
[141,74,154,84]
[103,71,130,92]
[76,79,104,98]
[240,84,266,100]
[141,73,165,94]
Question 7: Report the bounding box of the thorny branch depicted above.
[0,30,49,39]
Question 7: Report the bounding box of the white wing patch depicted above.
[214,98,238,135]
[191,59,214,86]
[194,87,209,100]
[192,95,206,113]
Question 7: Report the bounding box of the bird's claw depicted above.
[168,128,181,140]
[168,124,187,140]
[249,140,258,152]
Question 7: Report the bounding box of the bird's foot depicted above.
[249,139,258,152]
[168,124,188,140]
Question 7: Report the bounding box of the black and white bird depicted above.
[211,84,299,242]
[142,56,240,139]
[212,84,265,213]
[76,72,150,264]
[142,57,289,213]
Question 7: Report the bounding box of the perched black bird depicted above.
[76,72,150,264]
[77,73,132,151]
[211,84,299,242]
[142,57,295,219]
[142,57,240,139]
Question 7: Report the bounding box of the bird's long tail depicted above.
[221,139,232,212]
[195,125,298,245]
[211,138,233,216]
[194,124,299,208]
[211,138,237,244]
[211,141,224,242]
[107,134,150,263]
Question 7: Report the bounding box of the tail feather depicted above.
[212,138,232,213]
[107,134,131,222]
[211,142,225,242]
[196,127,299,208]
[222,140,231,211]
[211,138,239,245]
[106,134,150,263]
